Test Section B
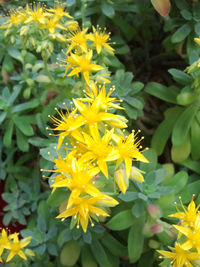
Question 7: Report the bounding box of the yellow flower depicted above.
[52,157,103,207]
[56,195,118,232]
[174,215,200,253]
[66,28,89,53]
[157,242,200,267]
[47,2,72,20]
[106,131,148,179]
[64,20,79,32]
[169,198,200,227]
[88,26,114,54]
[6,235,31,262]
[81,126,114,178]
[73,98,127,129]
[67,50,104,85]
[1,9,26,29]
[49,107,84,149]
[0,229,10,259]
[81,83,123,111]
[25,4,48,25]
[41,18,65,34]
[114,169,128,194]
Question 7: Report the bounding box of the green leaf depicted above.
[83,231,92,244]
[37,215,46,233]
[112,15,136,41]
[182,158,200,175]
[3,120,14,147]
[47,243,58,256]
[164,171,188,194]
[145,82,179,104]
[101,3,115,18]
[191,117,200,160]
[100,232,127,257]
[172,105,198,146]
[119,192,138,202]
[124,96,144,110]
[131,82,144,95]
[0,111,7,123]
[28,137,51,147]
[152,107,183,155]
[57,229,72,247]
[90,240,112,267]
[12,99,40,113]
[171,24,191,43]
[123,103,138,119]
[16,127,29,152]
[8,47,23,63]
[128,216,145,263]
[168,68,192,85]
[171,135,191,163]
[66,0,76,6]
[81,245,97,267]
[47,188,69,207]
[177,92,196,106]
[106,210,134,230]
[131,201,145,218]
[13,116,34,136]
[181,9,192,20]
[139,148,157,173]
[60,240,81,267]
[195,22,200,36]
[2,55,14,73]
[36,75,51,83]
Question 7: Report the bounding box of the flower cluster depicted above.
[0,2,78,57]
[43,81,148,232]
[157,197,200,266]
[60,26,114,85]
[0,228,34,263]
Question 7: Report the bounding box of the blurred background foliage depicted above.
[1,0,200,266]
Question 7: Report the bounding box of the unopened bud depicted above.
[150,223,163,234]
[148,204,161,219]
[151,0,171,17]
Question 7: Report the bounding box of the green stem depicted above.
[43,57,55,84]
[81,0,86,26]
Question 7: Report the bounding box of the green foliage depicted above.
[1,0,200,266]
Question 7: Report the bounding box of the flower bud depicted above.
[143,222,153,237]
[150,223,163,234]
[148,239,160,249]
[148,204,161,219]
[151,0,171,17]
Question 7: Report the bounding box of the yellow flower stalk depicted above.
[67,50,104,85]
[157,242,200,267]
[56,196,118,232]
[88,26,114,54]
